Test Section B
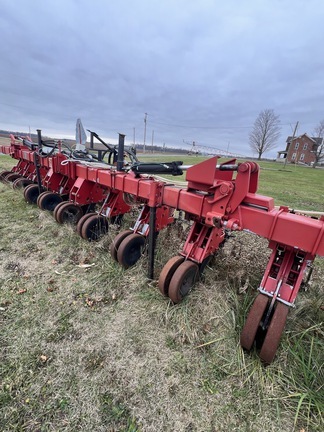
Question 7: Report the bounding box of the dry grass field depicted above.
[0,154,323,431]
[0,136,11,146]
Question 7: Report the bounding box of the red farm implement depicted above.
[1,128,323,364]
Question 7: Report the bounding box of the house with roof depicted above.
[276,133,323,164]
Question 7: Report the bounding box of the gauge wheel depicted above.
[37,191,51,207]
[53,201,68,221]
[56,202,84,225]
[240,294,269,351]
[80,214,109,241]
[158,256,185,296]
[5,173,23,183]
[76,212,97,236]
[259,302,289,364]
[0,170,12,181]
[24,184,41,204]
[110,230,133,261]
[38,192,63,211]
[116,233,145,269]
[13,178,34,189]
[168,260,199,304]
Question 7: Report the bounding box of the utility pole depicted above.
[143,113,147,153]
[284,121,298,168]
[151,130,154,153]
[133,127,136,148]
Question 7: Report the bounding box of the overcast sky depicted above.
[1,0,324,157]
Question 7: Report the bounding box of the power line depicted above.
[149,119,295,130]
[150,119,252,129]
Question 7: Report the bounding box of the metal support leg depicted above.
[33,152,43,194]
[35,129,43,193]
[148,206,157,279]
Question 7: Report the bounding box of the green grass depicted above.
[0,154,323,431]
[256,160,324,211]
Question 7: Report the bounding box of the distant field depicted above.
[0,153,323,431]
[0,136,11,146]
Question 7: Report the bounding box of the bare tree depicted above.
[249,109,281,159]
[312,120,324,168]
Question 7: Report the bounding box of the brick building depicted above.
[277,133,323,165]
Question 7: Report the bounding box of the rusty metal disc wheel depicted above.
[110,230,133,261]
[259,302,289,364]
[80,214,109,241]
[38,192,63,211]
[55,202,83,225]
[0,170,12,181]
[53,201,67,222]
[158,255,185,296]
[117,233,145,268]
[5,173,23,183]
[168,260,199,303]
[12,178,33,189]
[76,212,97,236]
[37,191,51,207]
[24,184,41,204]
[240,294,269,351]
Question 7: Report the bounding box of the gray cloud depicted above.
[1,0,324,156]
